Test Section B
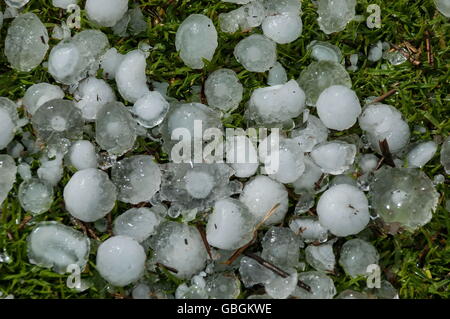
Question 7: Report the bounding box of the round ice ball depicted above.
[317,184,370,236]
[132,91,170,128]
[63,168,117,222]
[262,12,302,44]
[234,34,277,72]
[369,168,439,231]
[339,238,379,277]
[96,236,146,287]
[206,198,257,250]
[175,14,218,69]
[316,85,361,131]
[150,221,208,279]
[18,178,54,216]
[85,0,128,27]
[239,175,289,225]
[358,103,410,154]
[67,140,98,171]
[204,68,243,112]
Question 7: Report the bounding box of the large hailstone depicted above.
[18,178,54,215]
[261,226,301,268]
[132,91,170,128]
[0,155,17,206]
[85,0,128,27]
[159,163,238,213]
[95,101,137,156]
[150,221,208,279]
[27,221,90,274]
[31,99,84,147]
[48,30,110,85]
[205,69,243,112]
[258,136,305,184]
[160,102,222,155]
[113,208,160,243]
[339,238,379,278]
[291,115,329,152]
[225,135,259,178]
[111,155,161,205]
[370,168,439,231]
[175,14,218,69]
[316,85,361,131]
[298,61,352,106]
[0,98,19,150]
[310,141,356,175]
[358,103,410,154]
[74,77,116,120]
[96,236,146,287]
[239,175,289,225]
[262,12,302,44]
[305,242,336,272]
[248,80,306,126]
[206,198,258,250]
[115,50,150,103]
[406,141,437,168]
[307,41,343,63]
[23,83,65,116]
[67,140,98,171]
[63,168,117,222]
[5,13,49,72]
[317,0,356,34]
[234,34,277,72]
[317,184,370,237]
[292,271,336,299]
[435,0,450,17]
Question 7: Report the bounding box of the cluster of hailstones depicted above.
[0,0,448,299]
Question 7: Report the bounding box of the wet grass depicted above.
[0,0,449,299]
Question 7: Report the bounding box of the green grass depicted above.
[0,0,449,299]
